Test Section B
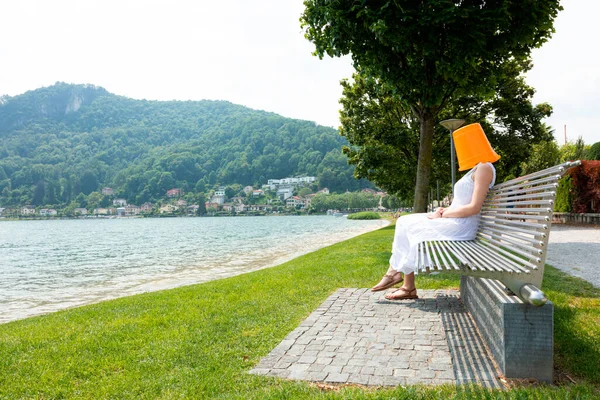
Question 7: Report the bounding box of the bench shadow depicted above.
[379,292,502,389]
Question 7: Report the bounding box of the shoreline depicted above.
[0,218,390,325]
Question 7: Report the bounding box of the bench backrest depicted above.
[477,161,580,274]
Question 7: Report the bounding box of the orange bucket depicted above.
[453,123,500,171]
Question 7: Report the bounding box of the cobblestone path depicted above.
[250,288,501,388]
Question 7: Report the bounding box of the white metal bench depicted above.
[416,161,581,306]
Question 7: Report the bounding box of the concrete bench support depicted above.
[460,276,554,383]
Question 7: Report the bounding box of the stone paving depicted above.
[250,288,501,388]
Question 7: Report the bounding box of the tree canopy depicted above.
[301,0,562,211]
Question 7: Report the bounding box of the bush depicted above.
[567,160,600,213]
[554,176,572,212]
[588,142,600,160]
[346,211,381,220]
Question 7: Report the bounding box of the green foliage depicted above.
[560,137,589,162]
[520,140,561,175]
[587,142,600,160]
[310,192,379,212]
[302,0,562,212]
[0,83,371,207]
[339,69,554,201]
[555,176,573,213]
[347,211,380,220]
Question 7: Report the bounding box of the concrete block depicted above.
[461,276,553,382]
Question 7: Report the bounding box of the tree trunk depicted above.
[413,111,435,213]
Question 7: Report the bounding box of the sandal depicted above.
[384,287,418,300]
[371,270,404,292]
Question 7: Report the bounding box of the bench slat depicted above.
[479,216,548,229]
[479,220,546,238]
[488,184,558,197]
[436,241,460,270]
[469,241,528,274]
[476,232,543,259]
[492,167,565,189]
[478,240,540,271]
[478,225,545,248]
[481,207,551,213]
[489,175,562,193]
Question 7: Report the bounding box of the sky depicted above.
[0,0,598,146]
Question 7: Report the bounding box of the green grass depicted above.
[347,212,381,220]
[0,225,599,399]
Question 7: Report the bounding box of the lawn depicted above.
[0,224,598,399]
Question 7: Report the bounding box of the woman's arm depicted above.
[439,163,493,219]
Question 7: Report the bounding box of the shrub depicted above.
[554,176,572,213]
[588,142,600,160]
[567,160,600,213]
[347,211,380,220]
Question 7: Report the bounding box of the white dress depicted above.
[389,162,496,274]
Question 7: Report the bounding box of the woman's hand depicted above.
[427,207,445,219]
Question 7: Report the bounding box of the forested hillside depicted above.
[0,83,368,207]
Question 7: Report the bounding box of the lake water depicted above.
[0,216,388,324]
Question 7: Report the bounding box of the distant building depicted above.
[101,187,114,196]
[176,199,187,207]
[318,188,330,195]
[210,189,226,205]
[303,194,316,208]
[243,186,254,194]
[204,202,221,211]
[74,208,88,215]
[160,204,178,214]
[21,206,36,215]
[267,176,316,189]
[125,204,141,215]
[286,196,302,208]
[277,185,294,201]
[39,208,57,216]
[113,198,127,206]
[141,202,153,213]
[167,188,183,198]
[222,203,234,212]
[252,189,264,197]
[187,204,199,214]
[93,207,115,215]
[116,207,126,217]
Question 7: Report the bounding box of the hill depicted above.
[0,83,369,208]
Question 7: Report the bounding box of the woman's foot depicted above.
[371,267,403,292]
[384,287,418,300]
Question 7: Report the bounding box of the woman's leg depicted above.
[384,272,418,300]
[371,265,403,292]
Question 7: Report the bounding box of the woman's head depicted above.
[452,123,500,171]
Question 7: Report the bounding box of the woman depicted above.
[371,123,500,300]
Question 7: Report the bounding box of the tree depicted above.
[521,140,561,175]
[339,68,553,199]
[560,137,589,162]
[80,171,98,195]
[32,181,45,206]
[302,0,561,211]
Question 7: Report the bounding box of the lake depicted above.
[0,216,388,323]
